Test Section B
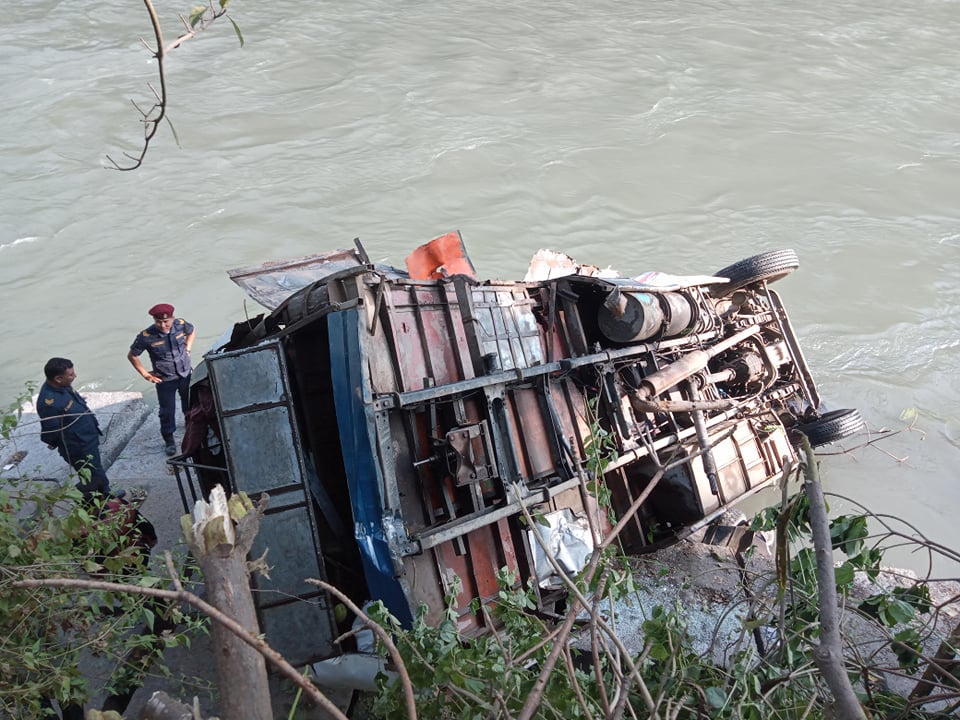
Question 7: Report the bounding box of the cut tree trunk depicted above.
[184,486,272,720]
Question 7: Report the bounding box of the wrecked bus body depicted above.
[172,234,864,666]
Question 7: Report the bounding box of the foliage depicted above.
[0,394,202,718]
[582,395,619,524]
[360,480,959,719]
[1,382,35,442]
[366,570,611,720]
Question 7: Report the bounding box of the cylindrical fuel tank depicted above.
[660,292,696,337]
[597,291,698,343]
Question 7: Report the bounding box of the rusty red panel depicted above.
[507,388,555,482]
[552,378,590,461]
[496,517,519,575]
[430,520,521,636]
[433,541,485,635]
[387,305,430,392]
[466,525,505,603]
[505,379,588,483]
[384,284,475,391]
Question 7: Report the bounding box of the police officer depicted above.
[127,303,196,456]
[37,357,114,498]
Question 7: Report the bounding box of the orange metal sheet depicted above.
[405,231,477,281]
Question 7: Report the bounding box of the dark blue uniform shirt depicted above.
[129,318,195,381]
[37,383,101,454]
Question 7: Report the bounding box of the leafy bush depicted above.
[0,390,199,717]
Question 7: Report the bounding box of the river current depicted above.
[2,0,958,569]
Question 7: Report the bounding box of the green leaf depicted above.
[648,643,670,661]
[463,677,485,694]
[892,628,924,670]
[893,584,932,615]
[750,505,780,532]
[834,561,855,590]
[884,599,916,626]
[705,686,727,709]
[228,16,245,48]
[189,6,206,28]
[829,514,868,556]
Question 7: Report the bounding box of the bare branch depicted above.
[306,578,418,720]
[107,0,235,170]
[14,576,349,720]
[799,434,868,720]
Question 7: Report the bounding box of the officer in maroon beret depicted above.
[127,303,196,456]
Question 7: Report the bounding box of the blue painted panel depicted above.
[221,406,302,494]
[207,348,287,411]
[208,342,337,664]
[328,309,413,627]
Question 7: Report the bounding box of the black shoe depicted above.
[164,440,177,456]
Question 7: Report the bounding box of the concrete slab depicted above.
[108,409,188,554]
[82,398,223,716]
[0,392,149,487]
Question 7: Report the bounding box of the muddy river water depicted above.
[2,0,958,570]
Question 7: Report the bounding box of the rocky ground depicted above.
[3,393,958,719]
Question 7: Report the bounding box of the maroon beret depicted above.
[149,303,175,319]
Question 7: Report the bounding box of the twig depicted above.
[306,579,418,720]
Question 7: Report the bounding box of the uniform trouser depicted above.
[58,443,110,496]
[156,375,191,439]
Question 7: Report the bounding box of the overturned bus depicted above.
[172,234,864,667]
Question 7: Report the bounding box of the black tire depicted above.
[793,408,865,447]
[710,249,800,296]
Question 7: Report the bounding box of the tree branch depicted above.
[306,579,418,720]
[799,433,868,720]
[106,0,236,170]
[13,576,350,720]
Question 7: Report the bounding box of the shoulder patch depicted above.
[44,397,55,405]
[142,330,152,337]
